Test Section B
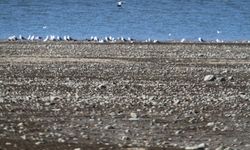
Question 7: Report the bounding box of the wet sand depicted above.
[0,42,250,150]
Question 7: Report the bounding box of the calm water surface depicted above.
[1,0,250,41]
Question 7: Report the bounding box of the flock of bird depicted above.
[6,35,230,43]
[7,35,138,43]
[7,35,74,42]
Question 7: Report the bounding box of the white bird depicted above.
[35,36,42,40]
[19,35,26,40]
[27,35,31,40]
[63,36,67,41]
[30,35,35,41]
[8,35,17,41]
[66,35,72,41]
[117,1,123,7]
[181,38,186,43]
[49,35,55,41]
[56,36,62,41]
[43,36,49,42]
[153,40,158,43]
[93,36,98,41]
[198,37,205,42]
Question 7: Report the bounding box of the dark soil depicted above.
[0,42,250,150]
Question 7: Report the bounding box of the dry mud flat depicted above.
[0,42,250,150]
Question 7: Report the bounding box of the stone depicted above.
[206,122,215,127]
[215,145,225,150]
[20,135,27,140]
[185,143,206,150]
[121,136,130,141]
[98,84,107,90]
[217,77,226,82]
[204,75,216,81]
[0,98,3,103]
[57,138,65,143]
[104,125,114,130]
[130,112,138,118]
[228,76,234,81]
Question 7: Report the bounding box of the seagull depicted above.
[56,36,62,41]
[30,35,35,41]
[43,36,49,42]
[198,37,205,42]
[117,1,123,7]
[8,35,17,41]
[19,35,26,40]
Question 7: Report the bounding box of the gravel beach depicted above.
[0,42,250,150]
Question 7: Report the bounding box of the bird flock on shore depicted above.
[7,35,139,43]
[6,35,250,43]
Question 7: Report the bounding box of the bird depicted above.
[56,36,62,41]
[8,35,17,41]
[198,37,205,42]
[19,35,26,40]
[43,36,49,42]
[117,1,123,7]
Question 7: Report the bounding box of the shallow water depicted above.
[1,0,250,41]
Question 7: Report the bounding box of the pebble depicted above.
[0,98,3,103]
[104,125,114,130]
[121,136,130,141]
[185,143,206,150]
[217,77,226,82]
[20,135,27,140]
[130,112,138,118]
[74,148,81,150]
[204,75,216,81]
[35,141,41,145]
[57,138,65,143]
[98,84,107,90]
[206,122,215,127]
[5,142,12,145]
[215,145,225,150]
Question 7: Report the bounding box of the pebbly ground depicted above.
[0,42,250,150]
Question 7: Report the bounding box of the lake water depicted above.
[1,0,250,41]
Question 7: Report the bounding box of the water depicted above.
[1,0,250,41]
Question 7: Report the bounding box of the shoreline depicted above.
[2,40,250,45]
[0,42,250,150]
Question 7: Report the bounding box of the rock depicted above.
[104,125,114,130]
[5,142,11,145]
[217,77,226,82]
[175,130,182,135]
[130,112,138,118]
[245,144,250,147]
[204,75,216,81]
[57,138,65,143]
[98,84,107,90]
[206,122,215,127]
[35,142,41,145]
[121,136,130,141]
[74,148,81,150]
[215,145,225,150]
[228,76,234,81]
[0,98,3,103]
[185,143,206,150]
[20,135,27,140]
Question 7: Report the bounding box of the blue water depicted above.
[1,0,250,41]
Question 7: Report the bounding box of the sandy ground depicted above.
[0,42,250,150]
